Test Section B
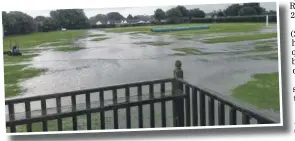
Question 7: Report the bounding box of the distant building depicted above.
[126,19,151,24]
[96,21,102,25]
[95,19,151,25]
[121,20,127,24]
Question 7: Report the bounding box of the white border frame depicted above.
[3,1,283,136]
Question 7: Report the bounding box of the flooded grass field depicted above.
[3,23,280,131]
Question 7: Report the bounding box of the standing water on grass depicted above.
[6,24,279,128]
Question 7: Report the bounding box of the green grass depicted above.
[107,23,265,35]
[90,37,109,41]
[172,48,203,55]
[4,65,47,98]
[54,46,85,52]
[3,30,86,50]
[148,42,171,46]
[39,41,72,47]
[247,53,278,60]
[232,72,280,111]
[135,41,172,46]
[177,36,192,40]
[204,33,277,43]
[252,45,276,52]
[4,54,39,64]
[263,53,278,60]
[88,34,106,37]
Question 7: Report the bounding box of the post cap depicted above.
[175,60,182,68]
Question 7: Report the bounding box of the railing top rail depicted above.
[5,78,174,105]
[176,78,280,123]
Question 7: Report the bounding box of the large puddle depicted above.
[6,24,280,127]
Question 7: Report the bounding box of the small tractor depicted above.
[3,40,22,56]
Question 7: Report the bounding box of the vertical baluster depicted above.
[85,92,91,130]
[41,99,48,131]
[125,87,131,129]
[113,89,118,129]
[178,82,184,127]
[192,88,198,126]
[185,85,191,126]
[229,107,237,125]
[208,96,215,126]
[149,84,155,128]
[100,90,105,129]
[242,113,250,125]
[71,95,77,130]
[218,102,225,125]
[199,91,206,126]
[160,82,166,127]
[8,103,16,133]
[138,85,143,128]
[25,101,32,132]
[56,97,62,131]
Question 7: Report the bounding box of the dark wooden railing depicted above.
[5,60,279,133]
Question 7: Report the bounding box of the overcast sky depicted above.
[17,2,276,18]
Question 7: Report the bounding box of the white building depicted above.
[96,21,102,25]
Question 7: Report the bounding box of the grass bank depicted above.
[232,72,280,111]
[4,65,48,98]
[204,33,277,43]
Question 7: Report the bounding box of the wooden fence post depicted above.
[172,60,184,127]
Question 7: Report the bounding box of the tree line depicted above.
[2,3,276,36]
[153,3,276,24]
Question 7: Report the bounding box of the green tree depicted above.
[34,16,47,22]
[243,3,264,15]
[154,8,166,21]
[217,10,226,17]
[239,6,257,16]
[50,9,90,29]
[188,8,206,18]
[42,17,58,32]
[268,10,277,15]
[2,11,9,35]
[166,8,183,24]
[176,5,189,17]
[2,11,35,35]
[127,14,133,20]
[224,4,242,16]
[106,12,125,20]
[89,14,108,25]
